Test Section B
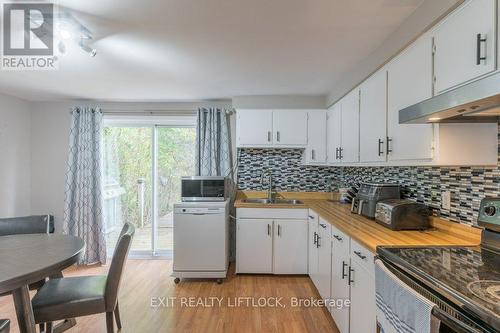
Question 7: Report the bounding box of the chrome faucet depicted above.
[260,169,274,201]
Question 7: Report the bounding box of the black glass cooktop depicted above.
[378,246,500,330]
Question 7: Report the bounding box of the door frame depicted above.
[103,115,196,258]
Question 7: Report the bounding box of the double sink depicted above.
[241,198,304,205]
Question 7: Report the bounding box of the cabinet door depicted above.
[274,219,308,274]
[308,213,319,282]
[236,110,273,147]
[349,260,376,333]
[330,232,350,333]
[387,35,434,161]
[236,219,273,273]
[327,103,342,164]
[316,220,332,301]
[434,0,496,93]
[305,111,327,164]
[359,70,387,162]
[340,89,360,163]
[273,110,308,146]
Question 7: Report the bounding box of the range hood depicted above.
[399,72,500,124]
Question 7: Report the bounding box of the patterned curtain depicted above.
[63,107,106,265]
[196,108,233,177]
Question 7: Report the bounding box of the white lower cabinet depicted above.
[306,212,377,333]
[236,208,308,274]
[330,227,350,333]
[236,218,273,273]
[308,210,320,285]
[274,219,308,274]
[349,259,376,333]
[316,218,332,301]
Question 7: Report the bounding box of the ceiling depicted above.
[0,0,425,101]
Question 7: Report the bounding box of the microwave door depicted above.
[182,179,202,200]
[202,179,225,200]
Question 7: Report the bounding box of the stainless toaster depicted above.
[375,199,430,230]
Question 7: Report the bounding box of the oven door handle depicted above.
[431,307,483,333]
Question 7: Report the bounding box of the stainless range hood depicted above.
[399,72,500,124]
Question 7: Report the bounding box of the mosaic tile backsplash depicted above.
[237,147,500,226]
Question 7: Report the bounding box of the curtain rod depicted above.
[100,108,235,115]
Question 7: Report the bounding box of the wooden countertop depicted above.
[234,192,481,253]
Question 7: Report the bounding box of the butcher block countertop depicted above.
[235,191,481,253]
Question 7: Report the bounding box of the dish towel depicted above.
[375,259,440,333]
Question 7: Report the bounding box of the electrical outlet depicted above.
[441,191,451,210]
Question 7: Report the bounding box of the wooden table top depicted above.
[235,195,481,253]
[0,234,85,294]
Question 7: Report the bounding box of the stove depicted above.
[377,198,500,332]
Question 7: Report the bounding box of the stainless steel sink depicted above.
[241,198,273,204]
[241,198,304,205]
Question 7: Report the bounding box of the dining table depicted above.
[0,234,85,333]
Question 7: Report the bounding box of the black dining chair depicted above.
[0,319,9,333]
[0,215,54,236]
[31,223,135,333]
[0,215,55,294]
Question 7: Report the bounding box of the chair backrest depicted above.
[0,215,54,236]
[0,319,10,333]
[104,223,135,310]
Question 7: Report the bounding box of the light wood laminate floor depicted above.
[0,260,339,333]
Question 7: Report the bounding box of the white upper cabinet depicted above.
[236,109,308,147]
[272,110,308,146]
[387,34,434,161]
[359,70,387,163]
[305,111,327,164]
[327,103,342,164]
[236,109,273,147]
[340,89,360,163]
[433,0,497,94]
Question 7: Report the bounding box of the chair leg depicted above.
[46,322,53,333]
[114,302,122,329]
[39,323,45,332]
[106,312,114,333]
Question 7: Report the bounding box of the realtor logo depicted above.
[1,1,58,70]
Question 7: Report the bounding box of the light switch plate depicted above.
[441,191,451,210]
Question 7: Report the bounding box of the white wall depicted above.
[30,101,72,232]
[0,93,32,217]
[30,100,234,232]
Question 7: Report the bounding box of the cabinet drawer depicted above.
[237,208,308,219]
[318,217,331,235]
[350,239,375,274]
[331,225,349,245]
[308,209,319,220]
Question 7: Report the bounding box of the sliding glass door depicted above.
[102,119,196,257]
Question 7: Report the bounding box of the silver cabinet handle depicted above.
[313,231,318,245]
[276,131,280,142]
[342,261,348,279]
[333,235,342,241]
[386,137,392,155]
[319,223,327,229]
[267,131,271,142]
[267,224,271,236]
[476,33,487,65]
[308,215,315,219]
[378,138,384,156]
[316,235,321,248]
[348,266,354,285]
[311,149,315,160]
[354,251,367,260]
[277,224,281,236]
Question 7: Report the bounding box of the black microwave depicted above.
[181,176,227,202]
